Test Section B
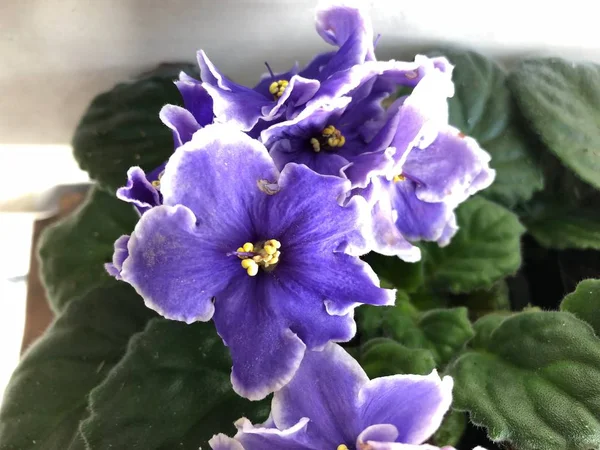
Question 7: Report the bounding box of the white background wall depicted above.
[1,0,599,146]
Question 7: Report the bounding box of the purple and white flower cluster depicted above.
[106,1,493,448]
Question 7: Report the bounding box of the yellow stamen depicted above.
[268,80,289,99]
[310,138,321,152]
[241,258,259,276]
[311,125,346,152]
[265,239,281,249]
[237,239,282,276]
[393,174,406,183]
[151,170,165,189]
[337,445,349,450]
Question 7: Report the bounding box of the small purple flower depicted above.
[259,57,447,180]
[107,124,394,400]
[197,0,376,133]
[116,164,165,214]
[105,235,130,280]
[373,127,494,249]
[161,72,215,147]
[345,65,495,258]
[209,343,485,450]
[116,75,214,213]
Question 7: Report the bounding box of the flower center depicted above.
[310,125,346,153]
[269,80,289,99]
[236,239,282,276]
[151,170,165,189]
[392,174,405,183]
[337,445,349,450]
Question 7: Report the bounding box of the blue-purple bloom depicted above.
[196,0,376,133]
[116,75,214,213]
[106,124,394,400]
[209,343,484,450]
[359,69,495,258]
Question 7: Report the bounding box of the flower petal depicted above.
[234,417,313,450]
[160,123,279,243]
[264,260,360,348]
[175,74,214,127]
[315,0,375,61]
[105,235,130,280]
[212,279,307,401]
[260,162,368,256]
[116,166,161,212]
[298,51,335,79]
[272,343,368,448]
[261,96,351,147]
[198,50,273,131]
[387,67,455,170]
[359,442,444,450]
[361,180,422,261]
[119,204,237,323]
[356,424,399,445]
[209,434,245,450]
[402,127,495,205]
[269,139,351,177]
[262,75,321,122]
[159,104,201,147]
[388,178,455,243]
[357,370,453,445]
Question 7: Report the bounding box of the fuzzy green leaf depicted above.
[72,64,197,193]
[509,57,600,190]
[421,196,525,293]
[80,319,270,450]
[449,311,600,450]
[38,187,138,313]
[561,278,600,335]
[358,300,473,367]
[359,338,436,378]
[0,284,154,450]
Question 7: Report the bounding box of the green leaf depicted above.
[561,278,600,335]
[450,281,510,320]
[80,319,270,450]
[38,187,138,313]
[508,57,600,190]
[525,200,600,250]
[429,48,544,207]
[362,252,424,293]
[519,160,600,250]
[468,312,512,350]
[72,63,197,193]
[358,301,473,367]
[522,191,600,251]
[359,338,436,378]
[0,284,154,450]
[421,196,525,293]
[449,311,600,450]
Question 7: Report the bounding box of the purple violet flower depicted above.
[106,124,395,400]
[259,57,448,180]
[359,67,495,257]
[116,75,214,214]
[196,0,376,133]
[116,164,165,214]
[209,343,486,450]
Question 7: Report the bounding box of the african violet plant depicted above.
[2,1,600,449]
